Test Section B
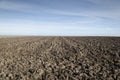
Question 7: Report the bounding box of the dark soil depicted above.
[0,37,120,80]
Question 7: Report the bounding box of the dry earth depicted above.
[0,36,120,80]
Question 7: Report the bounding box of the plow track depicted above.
[0,37,120,80]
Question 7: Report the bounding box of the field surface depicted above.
[0,37,120,80]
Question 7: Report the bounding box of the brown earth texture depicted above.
[0,36,120,80]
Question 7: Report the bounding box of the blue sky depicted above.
[0,0,120,36]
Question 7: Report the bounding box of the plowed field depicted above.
[0,37,120,80]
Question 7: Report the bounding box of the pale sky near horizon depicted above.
[0,0,120,36]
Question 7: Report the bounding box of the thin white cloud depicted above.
[86,0,104,4]
[48,9,120,20]
[0,0,120,20]
[0,20,119,36]
[0,1,45,13]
